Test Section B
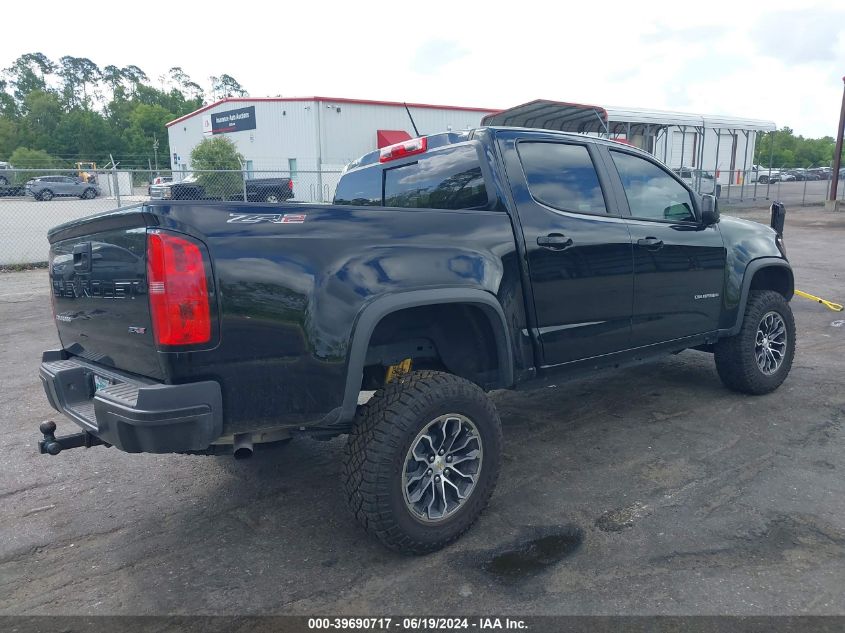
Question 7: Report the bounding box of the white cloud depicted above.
[410,40,469,75]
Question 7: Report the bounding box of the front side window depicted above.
[611,151,697,223]
[517,142,607,214]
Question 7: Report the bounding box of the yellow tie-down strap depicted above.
[794,289,844,312]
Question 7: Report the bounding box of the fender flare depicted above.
[724,257,794,336]
[338,288,514,423]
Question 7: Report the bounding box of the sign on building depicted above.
[209,106,256,135]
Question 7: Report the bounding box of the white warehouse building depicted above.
[166,96,495,201]
[167,96,775,201]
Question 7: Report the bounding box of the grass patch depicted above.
[0,262,48,272]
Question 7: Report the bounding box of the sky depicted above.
[3,0,845,138]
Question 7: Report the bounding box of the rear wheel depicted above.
[265,192,280,203]
[343,370,501,554]
[714,290,795,394]
[39,189,54,201]
[0,176,8,186]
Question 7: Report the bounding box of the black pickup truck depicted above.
[38,128,795,553]
[149,174,294,203]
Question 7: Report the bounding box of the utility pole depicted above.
[830,75,845,203]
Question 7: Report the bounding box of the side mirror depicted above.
[770,201,786,237]
[700,194,720,226]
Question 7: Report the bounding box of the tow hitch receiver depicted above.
[38,421,109,455]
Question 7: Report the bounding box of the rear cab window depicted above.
[334,142,492,210]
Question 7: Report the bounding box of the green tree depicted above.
[52,108,116,161]
[124,103,173,163]
[0,55,258,171]
[0,79,16,118]
[755,127,839,168]
[102,64,127,100]
[58,56,101,107]
[0,118,20,159]
[121,64,148,97]
[3,52,56,106]
[8,146,64,168]
[20,89,63,150]
[209,74,247,99]
[190,136,244,199]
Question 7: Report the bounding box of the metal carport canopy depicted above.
[481,99,776,134]
[699,114,776,132]
[481,100,611,133]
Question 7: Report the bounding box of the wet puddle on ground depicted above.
[483,526,584,582]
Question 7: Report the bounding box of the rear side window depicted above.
[383,144,488,210]
[333,168,381,206]
[334,143,489,210]
[518,142,607,214]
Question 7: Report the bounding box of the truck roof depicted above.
[346,126,658,174]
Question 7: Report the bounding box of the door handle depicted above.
[637,237,664,250]
[537,233,573,250]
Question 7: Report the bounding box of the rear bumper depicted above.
[39,350,223,453]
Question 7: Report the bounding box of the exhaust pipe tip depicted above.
[233,433,254,460]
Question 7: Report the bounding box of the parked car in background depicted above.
[674,166,718,194]
[147,175,173,196]
[779,172,796,182]
[149,173,295,203]
[0,162,25,195]
[26,176,101,201]
[0,161,14,187]
[755,170,780,184]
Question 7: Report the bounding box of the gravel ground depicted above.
[0,207,844,616]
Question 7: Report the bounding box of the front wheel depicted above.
[714,290,796,395]
[342,370,502,554]
[80,188,97,199]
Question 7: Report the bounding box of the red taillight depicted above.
[146,231,211,346]
[379,137,427,163]
[288,179,294,190]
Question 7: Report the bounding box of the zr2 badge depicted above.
[227,213,307,224]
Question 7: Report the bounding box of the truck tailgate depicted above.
[49,219,162,379]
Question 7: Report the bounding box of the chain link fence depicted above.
[0,168,341,265]
[682,166,845,210]
[1,164,843,266]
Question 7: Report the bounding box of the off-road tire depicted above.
[714,290,795,395]
[342,370,502,554]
